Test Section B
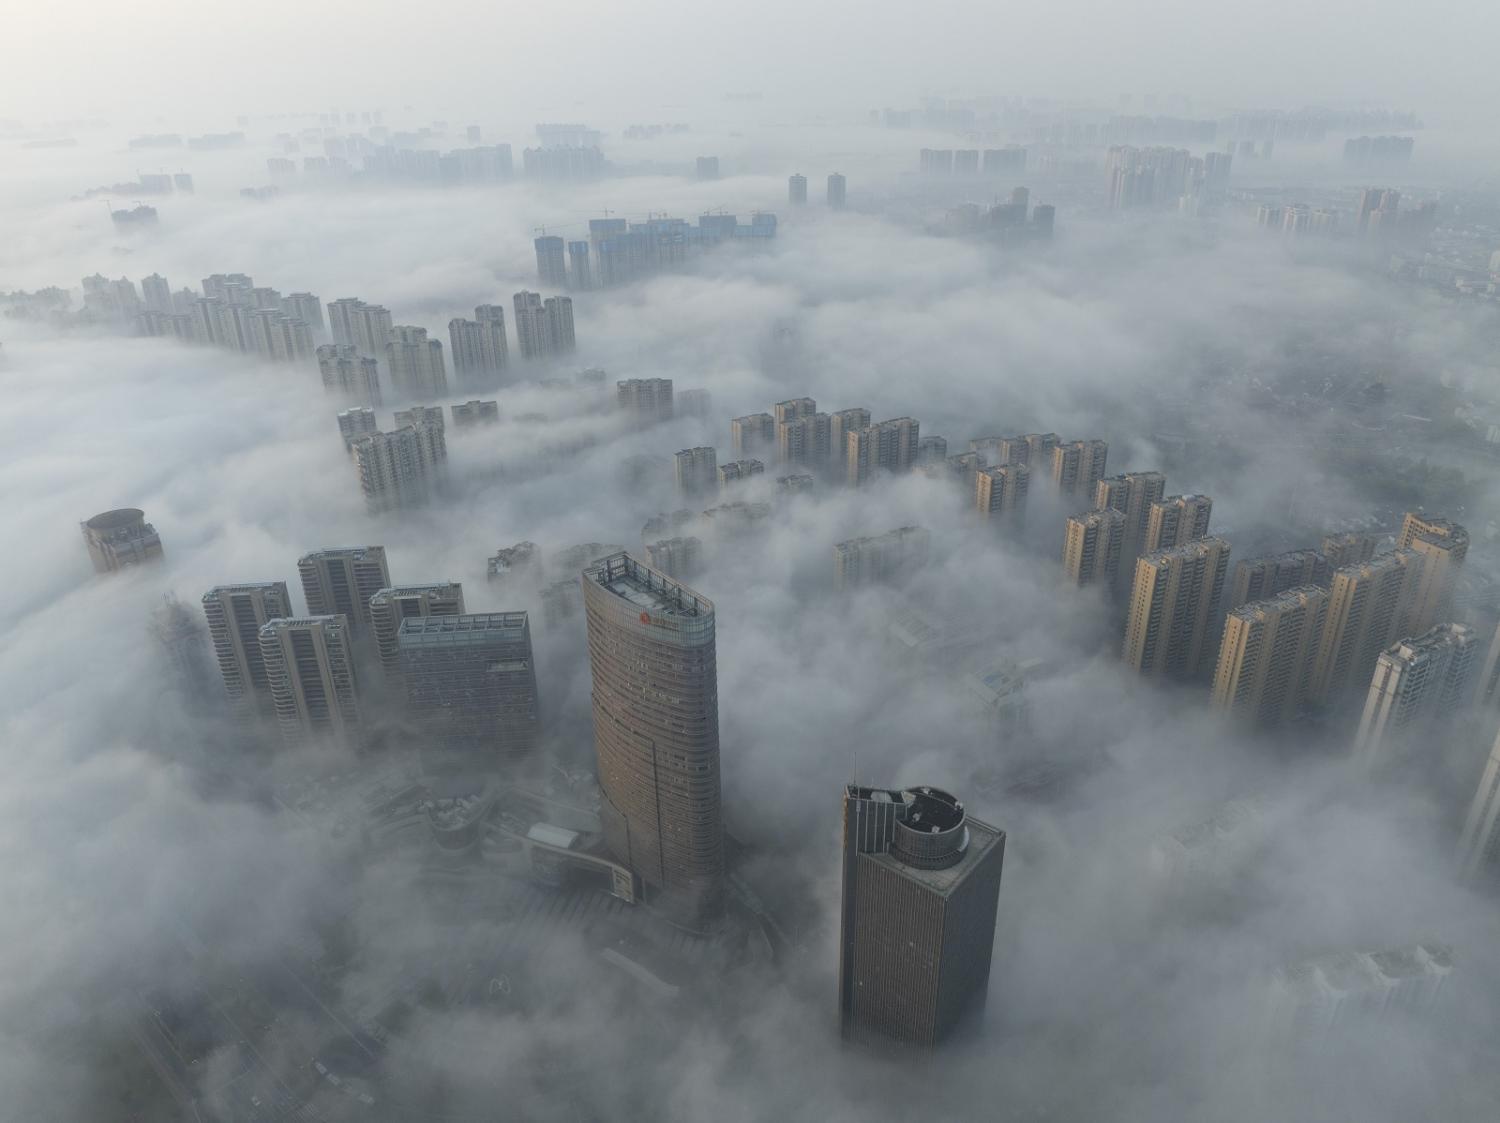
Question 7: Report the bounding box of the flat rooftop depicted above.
[862,815,1005,896]
[585,552,712,617]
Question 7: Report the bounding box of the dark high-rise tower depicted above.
[298,547,390,640]
[399,612,540,759]
[827,172,847,209]
[788,173,807,204]
[839,785,1006,1046]
[202,581,293,717]
[582,553,722,925]
[534,235,567,287]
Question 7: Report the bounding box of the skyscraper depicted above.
[337,407,378,450]
[1062,508,1126,587]
[777,412,832,466]
[674,446,719,498]
[1321,531,1377,570]
[534,235,567,287]
[847,417,920,486]
[833,527,931,590]
[568,241,592,290]
[399,612,539,759]
[393,405,444,430]
[369,582,465,680]
[81,508,163,573]
[774,397,817,424]
[975,464,1030,522]
[827,172,847,209]
[645,536,703,578]
[1123,537,1232,679]
[1143,494,1213,553]
[298,546,390,640]
[350,423,447,512]
[141,273,171,313]
[582,553,723,924]
[717,459,764,487]
[1458,724,1500,880]
[1211,586,1328,727]
[730,413,776,459]
[788,173,807,204]
[512,291,576,360]
[617,378,674,423]
[202,581,293,717]
[1095,470,1166,585]
[451,399,499,427]
[318,344,382,405]
[326,298,393,359]
[829,408,872,466]
[839,785,1005,1046]
[448,305,509,384]
[1353,624,1478,770]
[1311,551,1418,703]
[259,616,363,751]
[385,326,447,398]
[1050,439,1108,499]
[1399,513,1468,634]
[1227,549,1330,611]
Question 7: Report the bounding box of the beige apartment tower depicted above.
[1310,551,1418,703]
[582,553,723,925]
[1321,531,1376,570]
[1062,508,1126,587]
[1096,471,1166,585]
[1144,494,1213,554]
[976,464,1030,523]
[1123,537,1232,679]
[1050,439,1108,499]
[1398,513,1468,634]
[847,417,920,486]
[730,413,775,459]
[1211,586,1328,727]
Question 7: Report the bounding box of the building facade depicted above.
[1123,537,1232,679]
[298,546,391,640]
[399,612,540,759]
[202,581,293,717]
[1211,585,1328,727]
[259,616,363,751]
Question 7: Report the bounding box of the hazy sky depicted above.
[8,0,1500,122]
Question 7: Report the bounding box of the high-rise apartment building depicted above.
[258,616,363,751]
[677,388,713,419]
[645,536,703,578]
[1311,551,1418,702]
[917,436,949,464]
[451,399,499,427]
[337,407,378,450]
[512,291,576,360]
[369,582,465,679]
[1123,537,1232,679]
[839,785,1005,1046]
[675,446,719,498]
[393,405,444,430]
[975,464,1030,523]
[1321,532,1377,571]
[847,417,920,486]
[202,581,293,717]
[1211,586,1328,726]
[1144,494,1213,553]
[81,508,163,573]
[534,235,567,287]
[1062,508,1125,587]
[1399,513,1468,634]
[617,378,674,423]
[399,613,539,758]
[777,412,832,466]
[774,397,817,424]
[350,423,448,512]
[1095,470,1166,584]
[1227,549,1330,611]
[789,174,807,204]
[141,273,171,313]
[567,241,591,290]
[297,546,390,640]
[730,413,776,459]
[833,526,931,590]
[1353,624,1478,770]
[827,173,847,209]
[829,408,872,465]
[326,298,393,360]
[1458,724,1500,880]
[448,305,509,383]
[1050,439,1108,499]
[384,326,448,398]
[318,344,382,405]
[282,292,324,333]
[717,459,764,487]
[582,553,723,924]
[1023,433,1060,469]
